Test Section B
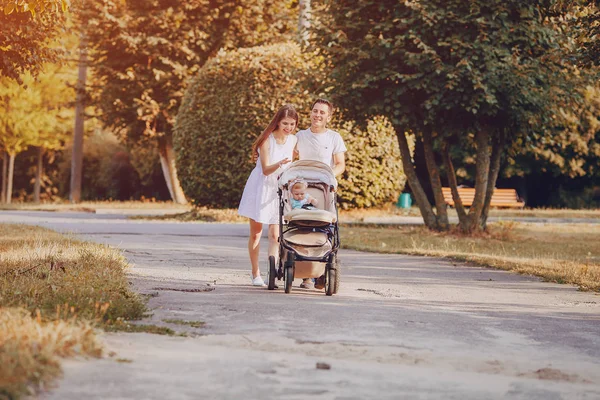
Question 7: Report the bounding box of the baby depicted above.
[290,180,318,209]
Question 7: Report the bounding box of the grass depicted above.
[163,319,205,328]
[0,224,147,399]
[340,221,600,291]
[130,206,246,223]
[0,308,102,400]
[0,200,191,213]
[104,323,176,336]
[340,204,600,221]
[125,202,600,223]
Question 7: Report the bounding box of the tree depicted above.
[1,0,69,16]
[0,68,71,203]
[0,77,47,202]
[315,0,587,233]
[31,65,74,202]
[85,0,297,204]
[0,0,68,83]
[551,0,600,68]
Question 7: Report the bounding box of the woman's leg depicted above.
[248,219,263,278]
[267,224,279,263]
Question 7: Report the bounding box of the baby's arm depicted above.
[308,194,318,206]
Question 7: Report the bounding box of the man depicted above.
[295,98,347,289]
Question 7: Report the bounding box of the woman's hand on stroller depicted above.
[278,158,291,168]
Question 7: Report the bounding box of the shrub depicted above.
[174,42,410,209]
[57,129,142,200]
[335,117,412,209]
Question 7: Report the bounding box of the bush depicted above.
[174,42,313,207]
[58,129,142,200]
[335,117,412,209]
[174,42,410,209]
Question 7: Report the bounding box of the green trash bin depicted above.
[398,193,412,208]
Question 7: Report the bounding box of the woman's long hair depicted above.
[252,104,299,160]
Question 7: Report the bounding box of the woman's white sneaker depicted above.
[251,275,266,286]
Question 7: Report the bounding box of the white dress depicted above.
[238,134,297,224]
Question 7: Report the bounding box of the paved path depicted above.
[1,211,599,399]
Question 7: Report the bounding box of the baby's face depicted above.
[292,187,305,200]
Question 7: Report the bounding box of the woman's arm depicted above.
[260,139,290,176]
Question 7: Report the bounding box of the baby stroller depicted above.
[267,160,340,296]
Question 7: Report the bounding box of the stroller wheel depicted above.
[268,256,277,290]
[326,268,337,296]
[284,264,294,294]
[333,257,340,294]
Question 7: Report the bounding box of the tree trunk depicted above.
[421,129,449,230]
[1,151,7,203]
[298,0,311,46]
[441,143,468,224]
[158,135,187,204]
[463,130,491,232]
[6,153,15,204]
[395,128,440,230]
[479,131,506,229]
[70,30,88,204]
[34,146,44,203]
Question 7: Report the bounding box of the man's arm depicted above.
[332,152,345,176]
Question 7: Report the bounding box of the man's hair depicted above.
[311,98,334,115]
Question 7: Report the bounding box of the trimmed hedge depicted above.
[174,42,410,209]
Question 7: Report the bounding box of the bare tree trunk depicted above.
[158,150,175,201]
[70,30,88,204]
[479,131,506,229]
[395,128,440,230]
[158,135,187,204]
[298,0,311,46]
[1,151,7,203]
[6,153,15,204]
[421,129,448,230]
[442,143,468,224]
[34,146,44,203]
[464,130,491,232]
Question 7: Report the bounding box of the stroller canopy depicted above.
[278,160,338,189]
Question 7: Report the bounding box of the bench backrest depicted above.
[441,187,523,207]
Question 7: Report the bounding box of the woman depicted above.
[238,104,299,286]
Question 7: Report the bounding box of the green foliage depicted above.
[504,84,600,181]
[1,0,69,16]
[87,0,298,145]
[0,70,71,155]
[58,130,142,200]
[314,0,593,229]
[0,6,66,83]
[555,0,600,68]
[315,0,579,139]
[174,42,313,207]
[336,117,412,209]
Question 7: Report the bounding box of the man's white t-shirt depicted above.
[296,128,347,168]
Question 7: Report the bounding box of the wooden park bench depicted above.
[441,187,525,209]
